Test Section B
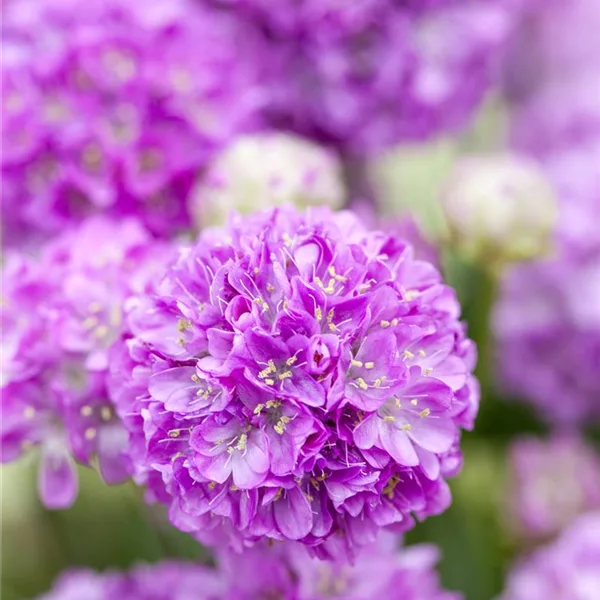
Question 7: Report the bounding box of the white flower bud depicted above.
[190,132,346,228]
[439,154,557,267]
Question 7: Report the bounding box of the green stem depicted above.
[469,266,500,395]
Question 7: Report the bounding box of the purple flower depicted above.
[500,512,600,600]
[506,435,600,542]
[1,0,270,248]
[37,562,225,600]
[0,216,172,508]
[219,0,528,154]
[37,536,460,599]
[220,533,461,599]
[110,205,478,555]
[495,76,600,425]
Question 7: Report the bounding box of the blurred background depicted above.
[2,1,599,599]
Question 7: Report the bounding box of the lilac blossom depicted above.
[0,217,172,508]
[507,435,600,541]
[1,0,270,248]
[109,205,478,556]
[499,512,600,600]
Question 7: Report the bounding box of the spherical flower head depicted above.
[220,533,461,599]
[495,243,600,424]
[1,0,270,248]
[258,1,523,154]
[37,562,225,600]
[110,205,478,554]
[506,435,600,541]
[0,216,172,509]
[499,512,600,600]
[439,154,557,269]
[190,132,346,229]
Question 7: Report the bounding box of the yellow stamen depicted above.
[100,406,112,422]
[418,349,426,357]
[315,307,323,322]
[24,406,36,420]
[364,361,375,369]
[80,405,93,417]
[374,376,386,388]
[403,350,415,359]
[253,403,264,415]
[380,320,390,328]
[356,377,368,390]
[383,416,395,422]
[410,399,418,406]
[401,424,412,431]
[85,427,97,440]
[420,408,431,418]
[351,359,363,368]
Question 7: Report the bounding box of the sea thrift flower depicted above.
[1,0,269,248]
[499,512,600,600]
[0,217,171,508]
[110,205,478,555]
[190,132,345,228]
[243,0,526,154]
[37,562,225,600]
[37,536,460,599]
[439,154,557,268]
[507,435,600,541]
[223,534,461,600]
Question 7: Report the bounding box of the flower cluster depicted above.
[1,0,269,248]
[0,217,172,508]
[225,0,526,154]
[38,535,460,599]
[499,512,600,600]
[110,205,478,555]
[507,435,600,541]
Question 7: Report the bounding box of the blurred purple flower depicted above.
[0,217,172,508]
[216,0,528,154]
[500,511,600,600]
[37,535,460,599]
[507,435,600,541]
[109,205,478,556]
[495,55,600,425]
[1,0,270,248]
[37,561,225,600]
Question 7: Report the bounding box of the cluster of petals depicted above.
[38,535,460,599]
[507,434,600,541]
[214,0,529,154]
[109,205,478,556]
[499,512,600,600]
[0,217,171,508]
[1,0,269,248]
